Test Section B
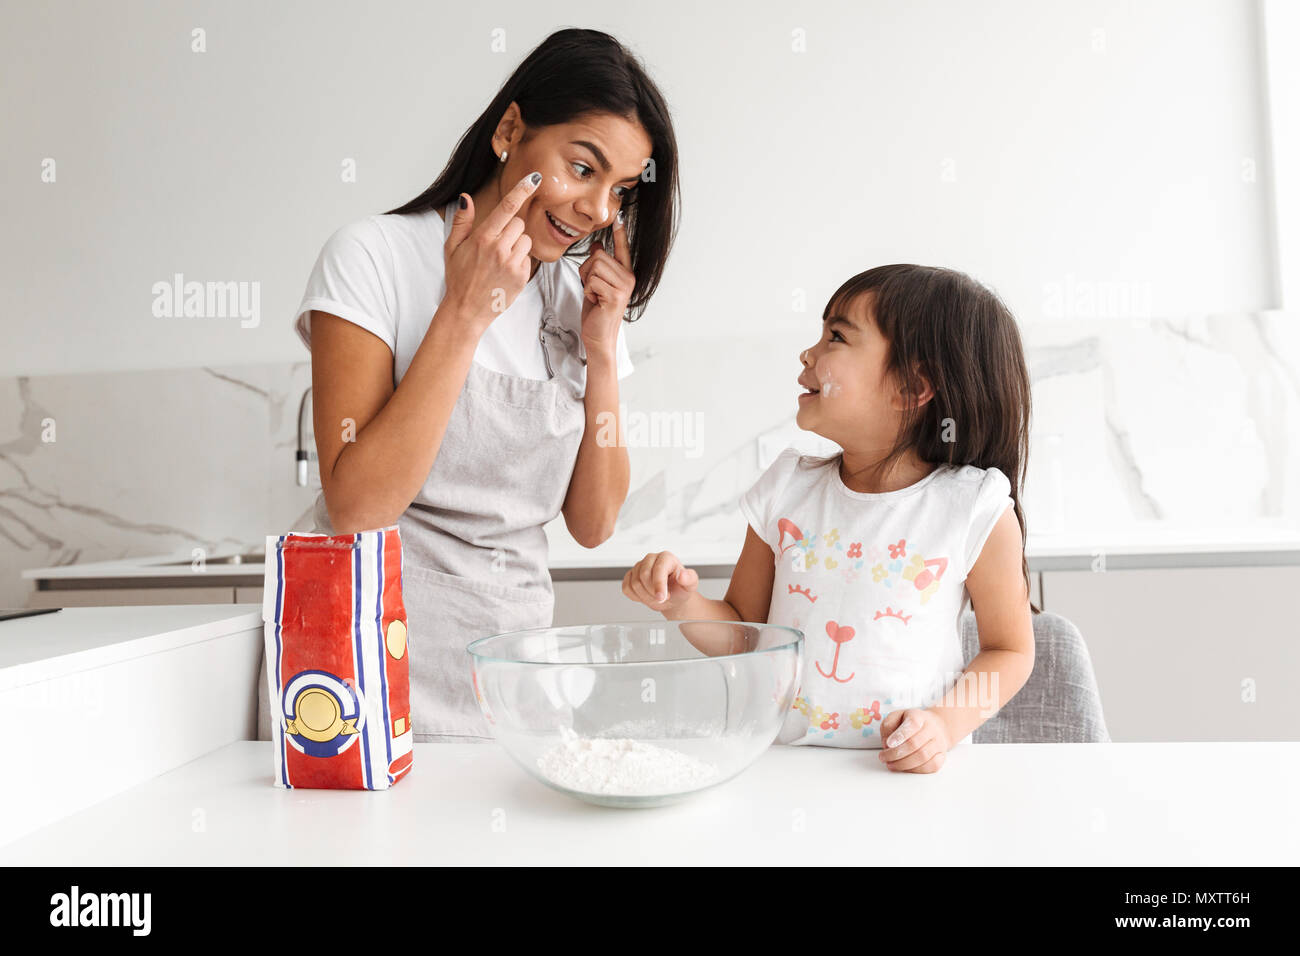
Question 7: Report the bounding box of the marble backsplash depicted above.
[1,361,317,607]
[2,311,1297,606]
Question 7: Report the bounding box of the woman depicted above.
[262,29,680,743]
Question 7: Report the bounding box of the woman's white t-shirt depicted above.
[293,209,634,383]
[739,448,1015,749]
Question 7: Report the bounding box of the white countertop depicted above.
[0,604,261,692]
[2,739,1295,865]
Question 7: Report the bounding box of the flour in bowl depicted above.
[536,727,719,795]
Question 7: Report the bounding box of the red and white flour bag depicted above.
[261,527,413,790]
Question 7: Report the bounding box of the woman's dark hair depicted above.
[806,264,1038,613]
[382,28,679,321]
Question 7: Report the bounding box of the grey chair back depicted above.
[959,610,1110,743]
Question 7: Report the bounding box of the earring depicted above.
[499,150,508,163]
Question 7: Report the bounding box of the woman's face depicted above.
[491,107,652,259]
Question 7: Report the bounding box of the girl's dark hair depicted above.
[382,27,679,321]
[808,264,1038,614]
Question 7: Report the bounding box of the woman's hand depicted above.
[441,173,541,334]
[622,550,700,612]
[877,708,954,773]
[578,210,635,358]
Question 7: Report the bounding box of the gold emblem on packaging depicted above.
[386,619,408,660]
[285,688,358,741]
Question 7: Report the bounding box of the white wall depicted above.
[0,0,1279,377]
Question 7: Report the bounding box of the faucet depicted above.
[296,386,316,486]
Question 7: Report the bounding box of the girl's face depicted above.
[491,107,652,260]
[796,293,927,452]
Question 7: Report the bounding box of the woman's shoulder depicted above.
[308,215,393,283]
[375,208,445,257]
[322,213,388,248]
[322,210,442,270]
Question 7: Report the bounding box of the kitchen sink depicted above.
[156,552,265,566]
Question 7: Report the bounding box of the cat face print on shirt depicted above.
[776,516,951,625]
[774,515,955,744]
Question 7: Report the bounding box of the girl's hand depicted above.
[577,210,634,359]
[622,551,700,611]
[442,173,541,334]
[877,708,953,773]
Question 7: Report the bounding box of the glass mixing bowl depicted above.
[466,620,803,808]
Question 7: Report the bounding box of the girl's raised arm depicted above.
[723,525,776,625]
[622,526,775,656]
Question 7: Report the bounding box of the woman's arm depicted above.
[559,350,629,546]
[315,177,543,533]
[927,506,1036,742]
[311,306,481,533]
[561,211,638,548]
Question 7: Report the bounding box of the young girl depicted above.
[622,264,1036,774]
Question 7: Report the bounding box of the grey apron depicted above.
[259,201,589,744]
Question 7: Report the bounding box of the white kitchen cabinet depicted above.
[2,605,263,848]
[1040,567,1300,743]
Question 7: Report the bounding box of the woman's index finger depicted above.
[612,210,632,269]
[482,173,541,236]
